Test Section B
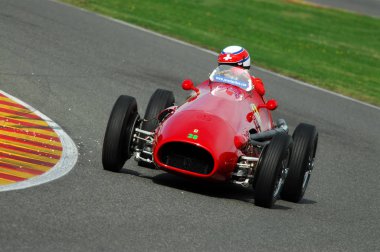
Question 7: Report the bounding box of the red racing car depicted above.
[102,65,318,208]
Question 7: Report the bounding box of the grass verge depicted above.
[62,0,380,106]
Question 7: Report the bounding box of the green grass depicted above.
[62,0,380,106]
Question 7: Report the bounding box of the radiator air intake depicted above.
[157,142,214,175]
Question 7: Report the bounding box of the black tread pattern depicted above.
[281,123,318,202]
[141,89,175,132]
[254,133,292,208]
[102,95,138,172]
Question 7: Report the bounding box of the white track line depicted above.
[53,0,379,111]
[0,90,78,192]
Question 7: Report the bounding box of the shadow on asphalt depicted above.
[299,198,317,205]
[120,168,313,210]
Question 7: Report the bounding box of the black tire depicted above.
[281,123,318,202]
[254,133,292,208]
[138,89,174,167]
[102,95,139,172]
[141,89,175,132]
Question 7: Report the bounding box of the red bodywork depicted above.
[153,80,275,182]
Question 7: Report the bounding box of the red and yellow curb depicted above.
[0,93,63,186]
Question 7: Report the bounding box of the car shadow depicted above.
[121,168,294,210]
[298,198,317,205]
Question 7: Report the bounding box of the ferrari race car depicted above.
[102,65,318,208]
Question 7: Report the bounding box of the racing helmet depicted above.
[218,46,251,69]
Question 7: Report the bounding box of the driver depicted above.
[218,46,265,97]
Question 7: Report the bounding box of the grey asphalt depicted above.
[0,0,379,251]
[307,0,380,17]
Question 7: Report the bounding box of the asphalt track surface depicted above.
[0,0,379,251]
[307,0,380,17]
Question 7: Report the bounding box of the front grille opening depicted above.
[158,142,214,175]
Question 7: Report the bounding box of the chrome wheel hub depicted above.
[302,156,314,189]
[273,158,289,199]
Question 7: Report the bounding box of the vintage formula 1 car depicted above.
[102,65,318,208]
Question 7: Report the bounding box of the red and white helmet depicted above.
[218,46,251,69]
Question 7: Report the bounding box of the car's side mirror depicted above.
[258,99,278,111]
[182,79,200,94]
[266,99,278,110]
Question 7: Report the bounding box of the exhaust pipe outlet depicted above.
[250,119,288,143]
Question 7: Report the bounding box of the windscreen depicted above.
[209,65,253,91]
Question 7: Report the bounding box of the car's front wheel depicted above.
[281,123,318,202]
[254,133,292,208]
[102,95,139,172]
[138,89,175,167]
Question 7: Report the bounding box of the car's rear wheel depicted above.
[102,95,139,172]
[281,123,318,202]
[138,89,175,167]
[254,133,292,208]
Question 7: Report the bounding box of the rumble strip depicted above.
[0,90,78,191]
